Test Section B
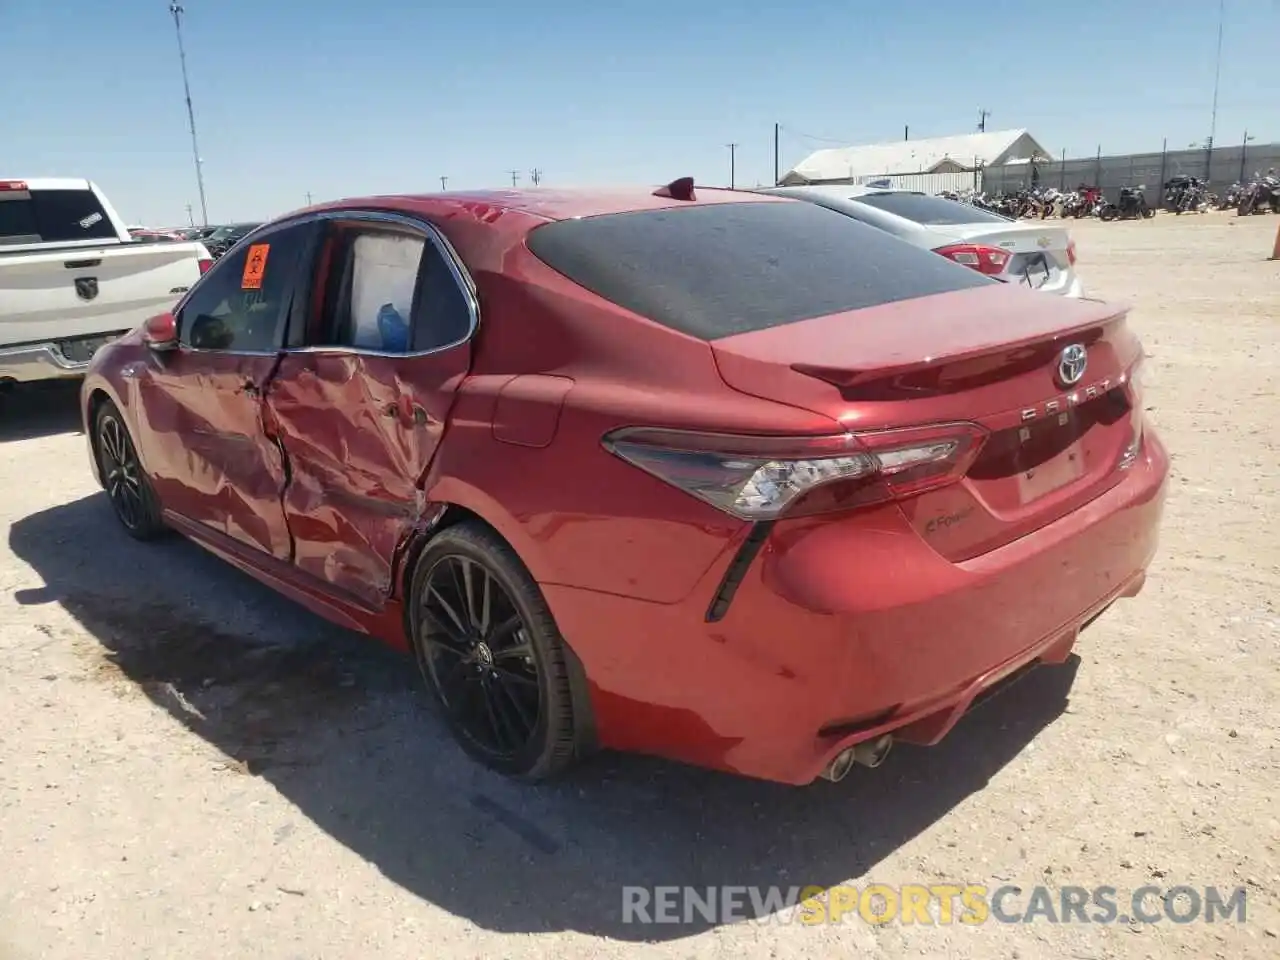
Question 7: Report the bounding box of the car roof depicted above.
[310,185,787,224]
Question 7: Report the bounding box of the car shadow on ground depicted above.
[10,493,1080,941]
[0,382,84,443]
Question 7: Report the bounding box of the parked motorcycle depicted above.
[1163,176,1208,215]
[1060,185,1103,219]
[1099,186,1153,221]
[1237,171,1280,216]
[1218,183,1243,210]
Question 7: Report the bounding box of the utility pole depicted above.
[1240,130,1255,182]
[978,108,991,133]
[509,170,520,188]
[185,203,193,226]
[726,143,738,189]
[773,122,780,186]
[168,3,208,226]
[530,168,542,186]
[440,176,448,191]
[904,125,909,141]
[305,191,312,205]
[1206,0,1225,182]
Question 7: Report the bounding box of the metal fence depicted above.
[848,171,980,194]
[980,142,1280,203]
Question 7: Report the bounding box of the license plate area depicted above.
[967,392,1130,510]
[1015,252,1052,288]
[57,333,121,364]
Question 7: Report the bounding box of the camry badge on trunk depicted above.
[1057,344,1088,386]
[1037,236,1052,248]
[74,277,99,301]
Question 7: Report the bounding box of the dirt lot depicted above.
[1,211,1277,960]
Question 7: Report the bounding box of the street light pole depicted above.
[169,3,208,226]
[1205,0,1225,182]
[1240,130,1254,183]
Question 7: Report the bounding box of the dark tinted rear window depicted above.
[526,200,992,340]
[0,189,117,245]
[852,192,1011,225]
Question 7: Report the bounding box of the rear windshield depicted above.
[0,188,117,245]
[852,192,1011,226]
[526,200,992,340]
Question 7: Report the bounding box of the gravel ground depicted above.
[1,211,1277,960]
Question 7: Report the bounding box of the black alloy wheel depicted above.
[95,401,165,540]
[410,522,580,779]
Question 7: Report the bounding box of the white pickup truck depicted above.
[0,177,212,386]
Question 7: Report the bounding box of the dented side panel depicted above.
[135,348,292,560]
[266,347,470,608]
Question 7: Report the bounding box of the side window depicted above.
[412,239,473,351]
[310,224,472,353]
[179,224,311,352]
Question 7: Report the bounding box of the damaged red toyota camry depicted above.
[80,181,1168,785]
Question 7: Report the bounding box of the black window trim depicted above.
[174,219,321,357]
[277,209,480,359]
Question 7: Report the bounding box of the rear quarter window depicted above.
[851,192,1012,226]
[525,200,993,340]
[0,189,117,244]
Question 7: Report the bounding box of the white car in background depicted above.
[757,185,1084,297]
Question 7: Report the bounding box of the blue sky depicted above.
[3,0,1275,225]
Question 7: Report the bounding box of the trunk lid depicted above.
[0,242,207,347]
[710,284,1143,560]
[933,221,1076,294]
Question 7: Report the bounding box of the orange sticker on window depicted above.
[241,243,270,290]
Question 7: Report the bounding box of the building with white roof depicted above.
[780,129,1051,186]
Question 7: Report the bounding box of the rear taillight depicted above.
[933,243,1012,276]
[0,180,29,192]
[1066,239,1077,265]
[197,258,213,274]
[603,422,988,521]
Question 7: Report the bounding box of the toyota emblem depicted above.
[1057,344,1088,387]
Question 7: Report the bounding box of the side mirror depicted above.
[143,312,178,352]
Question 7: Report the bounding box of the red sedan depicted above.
[79,181,1168,785]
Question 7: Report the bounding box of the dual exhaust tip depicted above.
[819,735,893,782]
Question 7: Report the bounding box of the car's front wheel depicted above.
[94,400,166,540]
[408,522,580,780]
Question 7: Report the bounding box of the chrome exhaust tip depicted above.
[852,734,893,769]
[819,747,857,783]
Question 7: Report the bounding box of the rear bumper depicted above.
[543,429,1169,784]
[0,342,88,383]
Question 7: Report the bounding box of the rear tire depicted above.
[408,522,580,781]
[94,400,166,541]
